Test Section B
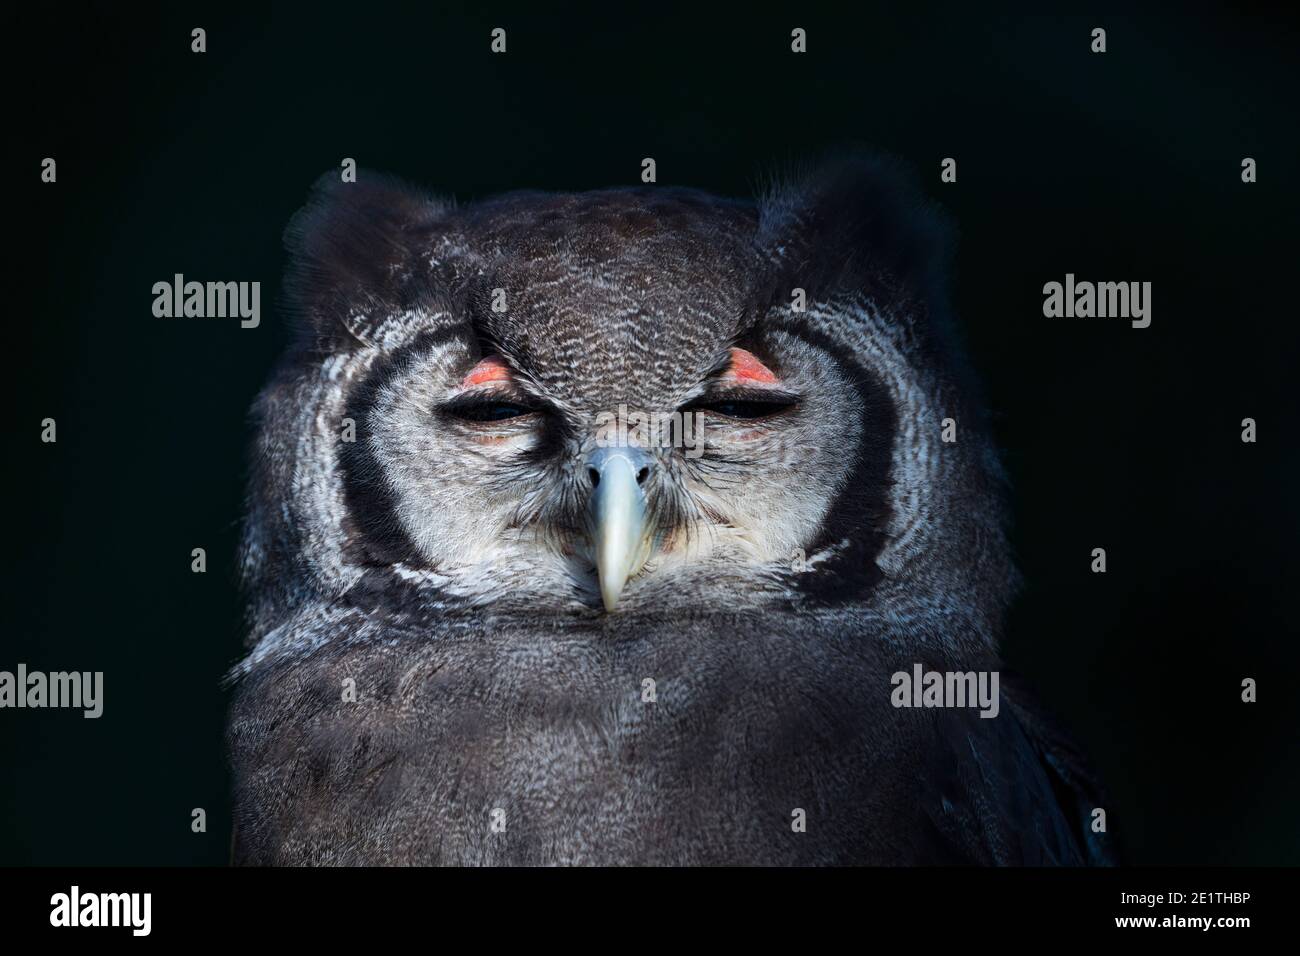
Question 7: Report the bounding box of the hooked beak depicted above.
[585,446,656,612]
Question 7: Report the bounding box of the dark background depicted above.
[5,2,1297,865]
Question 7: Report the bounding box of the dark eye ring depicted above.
[445,400,538,423]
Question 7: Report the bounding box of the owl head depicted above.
[240,157,1015,661]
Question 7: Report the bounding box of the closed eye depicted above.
[443,398,539,423]
[684,391,799,420]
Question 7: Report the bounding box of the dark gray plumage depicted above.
[227,157,1115,865]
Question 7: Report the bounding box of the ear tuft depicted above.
[282,171,449,349]
[757,152,954,313]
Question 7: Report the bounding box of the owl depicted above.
[227,156,1115,865]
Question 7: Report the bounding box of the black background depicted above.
[5,2,1297,865]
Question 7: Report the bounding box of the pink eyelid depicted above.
[726,348,779,384]
[459,355,512,388]
[458,349,777,390]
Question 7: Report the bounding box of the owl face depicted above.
[358,317,862,612]
[243,160,1015,654]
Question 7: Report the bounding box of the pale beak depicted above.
[585,446,656,612]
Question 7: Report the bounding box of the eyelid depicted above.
[686,387,801,407]
[459,355,513,388]
[725,347,780,384]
